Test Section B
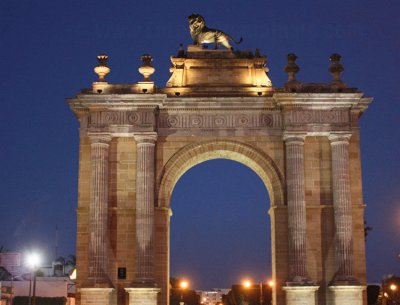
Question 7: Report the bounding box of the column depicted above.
[283,134,308,283]
[283,133,318,305]
[133,132,158,286]
[329,134,357,283]
[88,133,111,285]
[126,133,160,305]
[328,134,363,305]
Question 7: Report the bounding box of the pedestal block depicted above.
[283,286,319,305]
[125,288,160,305]
[80,288,115,305]
[328,286,365,305]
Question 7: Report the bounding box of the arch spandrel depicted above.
[156,140,285,209]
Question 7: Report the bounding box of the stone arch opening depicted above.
[157,140,285,209]
[169,158,272,289]
[155,140,286,305]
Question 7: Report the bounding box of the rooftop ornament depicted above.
[329,53,346,88]
[94,54,110,82]
[284,53,302,92]
[138,54,155,82]
[285,53,300,82]
[187,13,243,50]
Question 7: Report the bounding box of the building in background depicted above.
[197,289,230,305]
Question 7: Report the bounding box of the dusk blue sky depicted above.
[1,0,399,290]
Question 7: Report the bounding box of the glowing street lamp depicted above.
[390,284,397,291]
[180,280,189,289]
[179,280,189,305]
[26,252,41,305]
[243,280,252,289]
[242,278,274,305]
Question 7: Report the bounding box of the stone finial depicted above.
[255,48,261,58]
[329,53,344,82]
[94,54,110,82]
[284,53,300,82]
[138,54,155,82]
[177,44,185,58]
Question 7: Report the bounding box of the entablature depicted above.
[68,92,371,138]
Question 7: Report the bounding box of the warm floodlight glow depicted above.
[267,280,274,287]
[70,268,77,280]
[390,284,397,291]
[26,253,41,269]
[180,280,189,289]
[243,280,252,288]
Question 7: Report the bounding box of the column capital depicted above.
[88,133,112,145]
[134,132,158,145]
[283,132,306,144]
[328,133,352,145]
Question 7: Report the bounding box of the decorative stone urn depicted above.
[138,54,155,81]
[94,54,110,82]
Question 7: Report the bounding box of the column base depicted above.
[328,285,365,305]
[125,287,161,305]
[80,288,115,305]
[283,286,319,305]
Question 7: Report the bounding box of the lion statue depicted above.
[188,14,243,50]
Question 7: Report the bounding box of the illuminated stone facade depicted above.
[67,47,372,305]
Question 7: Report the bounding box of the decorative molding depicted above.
[89,111,155,127]
[284,110,349,125]
[158,112,281,129]
[328,133,352,145]
[133,132,158,144]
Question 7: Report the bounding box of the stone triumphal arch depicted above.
[68,46,372,305]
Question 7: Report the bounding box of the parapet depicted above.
[83,46,360,98]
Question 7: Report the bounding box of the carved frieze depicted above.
[88,111,155,127]
[284,110,350,125]
[158,112,281,129]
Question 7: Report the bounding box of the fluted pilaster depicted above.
[88,134,111,284]
[329,134,357,284]
[134,132,157,286]
[284,133,309,283]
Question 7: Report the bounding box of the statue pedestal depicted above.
[283,286,319,305]
[125,288,160,305]
[80,288,115,305]
[328,286,365,305]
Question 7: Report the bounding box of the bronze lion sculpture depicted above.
[188,14,243,50]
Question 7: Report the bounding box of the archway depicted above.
[170,159,271,290]
[155,140,286,305]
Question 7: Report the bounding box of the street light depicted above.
[179,280,189,305]
[242,279,274,305]
[243,280,252,289]
[26,253,41,305]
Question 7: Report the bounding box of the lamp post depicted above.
[390,284,398,305]
[242,279,274,305]
[26,253,41,305]
[242,280,252,305]
[179,280,189,305]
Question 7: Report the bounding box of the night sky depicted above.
[1,0,399,290]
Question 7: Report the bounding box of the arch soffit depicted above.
[157,140,285,208]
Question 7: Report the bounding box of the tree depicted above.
[66,255,76,267]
